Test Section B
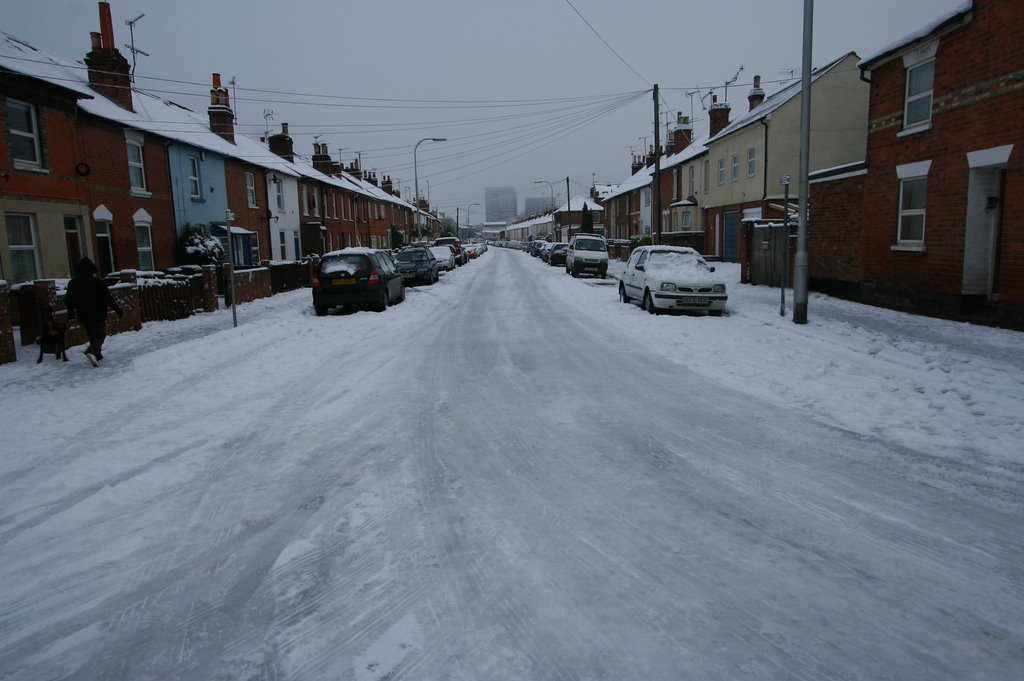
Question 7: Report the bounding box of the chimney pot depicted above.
[212,73,222,88]
[90,32,101,50]
[98,2,115,50]
[281,123,289,136]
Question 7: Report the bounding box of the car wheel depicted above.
[570,266,579,278]
[397,285,406,303]
[709,309,724,317]
[374,289,388,312]
[314,304,327,316]
[643,291,658,314]
[619,284,630,304]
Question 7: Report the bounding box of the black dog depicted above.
[37,308,68,363]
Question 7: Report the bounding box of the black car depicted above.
[312,248,404,315]
[548,242,569,266]
[396,247,439,285]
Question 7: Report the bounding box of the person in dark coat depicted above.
[65,257,123,366]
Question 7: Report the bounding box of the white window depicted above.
[312,187,320,217]
[672,168,679,200]
[125,131,147,192]
[683,212,692,229]
[250,232,261,264]
[898,177,927,243]
[188,156,201,198]
[136,222,154,271]
[747,148,756,177]
[905,60,934,129]
[302,185,309,216]
[95,219,115,275]
[245,172,257,207]
[332,192,338,219]
[688,166,695,196]
[704,160,710,192]
[274,178,285,210]
[5,213,39,282]
[278,230,287,259]
[7,98,41,166]
[731,154,740,182]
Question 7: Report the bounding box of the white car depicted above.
[429,246,456,271]
[619,246,727,316]
[566,234,608,277]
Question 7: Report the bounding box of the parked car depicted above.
[548,242,569,266]
[433,236,466,265]
[539,242,554,262]
[529,240,547,257]
[396,247,439,285]
[565,234,608,278]
[619,246,727,316]
[430,245,456,271]
[312,248,404,315]
[465,243,481,260]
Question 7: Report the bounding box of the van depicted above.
[565,234,608,278]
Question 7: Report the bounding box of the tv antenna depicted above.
[123,14,148,81]
[229,76,237,122]
[778,68,802,82]
[723,64,744,102]
[263,110,276,139]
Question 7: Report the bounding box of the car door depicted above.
[623,249,642,298]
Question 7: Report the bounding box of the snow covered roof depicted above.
[555,196,604,213]
[859,1,972,68]
[0,33,98,99]
[707,52,855,144]
[602,165,653,201]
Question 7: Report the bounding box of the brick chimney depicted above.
[346,158,363,180]
[631,155,644,176]
[311,142,332,175]
[381,175,394,195]
[366,171,379,187]
[645,145,659,168]
[208,73,234,143]
[709,96,731,137]
[748,75,765,111]
[671,112,693,150]
[84,2,133,111]
[268,123,294,162]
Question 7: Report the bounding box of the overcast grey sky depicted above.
[6,0,965,220]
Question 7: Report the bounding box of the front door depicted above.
[724,211,739,262]
[962,167,1003,297]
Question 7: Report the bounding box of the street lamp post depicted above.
[534,180,555,211]
[414,137,446,238]
[465,202,479,240]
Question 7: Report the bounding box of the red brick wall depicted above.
[809,174,865,285]
[225,160,271,261]
[862,0,1024,306]
[230,266,271,304]
[79,115,176,271]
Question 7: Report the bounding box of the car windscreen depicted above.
[430,248,451,259]
[574,239,605,251]
[319,255,369,276]
[552,245,567,252]
[647,251,708,271]
[397,250,429,262]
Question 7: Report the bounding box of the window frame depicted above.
[135,221,154,271]
[124,130,148,194]
[245,171,258,208]
[897,177,927,245]
[747,148,756,177]
[904,59,935,130]
[717,158,725,185]
[7,98,41,167]
[187,155,202,199]
[731,153,740,182]
[5,212,41,282]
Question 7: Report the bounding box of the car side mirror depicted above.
[709,266,716,272]
[636,264,645,271]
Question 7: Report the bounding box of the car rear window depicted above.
[319,255,369,276]
[397,250,429,262]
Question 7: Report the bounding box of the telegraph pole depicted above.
[652,84,662,245]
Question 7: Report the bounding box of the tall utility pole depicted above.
[793,0,814,324]
[652,84,662,245]
[565,177,571,238]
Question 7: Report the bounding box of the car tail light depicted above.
[367,269,380,285]
[311,272,321,288]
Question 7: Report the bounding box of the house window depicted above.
[7,98,41,166]
[704,160,710,192]
[904,60,934,129]
[125,132,147,192]
[278,230,287,259]
[718,159,725,185]
[136,222,154,271]
[332,192,338,219]
[65,216,83,274]
[747,148,756,177]
[898,177,927,243]
[688,166,695,196]
[312,187,320,217]
[302,185,309,216]
[245,172,257,207]
[274,178,285,210]
[672,168,679,200]
[95,219,115,275]
[5,213,39,282]
[187,156,201,198]
[682,212,692,230]
[250,232,261,263]
[731,154,740,182]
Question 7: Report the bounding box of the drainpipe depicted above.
[858,65,871,84]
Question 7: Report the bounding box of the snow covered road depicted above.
[2,248,1023,680]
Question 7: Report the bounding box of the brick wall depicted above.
[225,160,271,262]
[809,174,865,292]
[0,283,15,364]
[228,266,272,305]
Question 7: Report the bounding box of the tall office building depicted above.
[485,187,518,223]
[524,195,555,216]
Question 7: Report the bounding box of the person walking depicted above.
[65,257,123,366]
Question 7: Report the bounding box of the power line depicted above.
[562,0,650,85]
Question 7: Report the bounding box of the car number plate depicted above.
[332,278,356,285]
[678,297,709,305]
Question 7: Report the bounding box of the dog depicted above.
[37,307,68,363]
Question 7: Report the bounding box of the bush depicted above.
[629,234,652,249]
[176,224,224,266]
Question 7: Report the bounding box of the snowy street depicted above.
[2,248,1023,680]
